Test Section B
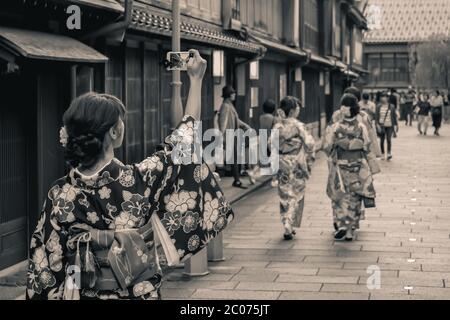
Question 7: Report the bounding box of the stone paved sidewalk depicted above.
[162,124,450,300]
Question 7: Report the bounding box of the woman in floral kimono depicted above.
[27,50,233,300]
[273,97,315,240]
[324,94,376,241]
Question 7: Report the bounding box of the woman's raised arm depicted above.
[184,49,207,121]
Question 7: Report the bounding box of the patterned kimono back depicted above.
[27,116,233,300]
[324,118,376,201]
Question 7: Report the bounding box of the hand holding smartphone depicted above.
[165,51,194,71]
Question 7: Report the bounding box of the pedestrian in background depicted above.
[399,92,406,123]
[404,89,415,126]
[416,93,431,135]
[430,90,443,136]
[218,85,252,189]
[389,88,400,110]
[324,94,376,241]
[273,96,315,240]
[359,92,376,122]
[376,92,398,161]
[443,91,450,123]
[246,99,278,184]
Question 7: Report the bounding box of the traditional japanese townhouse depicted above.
[0,0,264,271]
[227,0,368,136]
[325,0,368,118]
[0,0,123,270]
[220,0,307,130]
[363,0,450,92]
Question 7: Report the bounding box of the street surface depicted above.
[162,123,450,300]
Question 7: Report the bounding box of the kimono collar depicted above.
[343,116,358,124]
[276,109,287,119]
[69,158,125,189]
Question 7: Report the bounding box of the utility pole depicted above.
[171,0,183,129]
[170,0,210,277]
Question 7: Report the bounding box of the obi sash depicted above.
[65,221,159,296]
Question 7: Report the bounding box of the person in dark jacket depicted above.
[417,93,431,135]
[404,90,415,126]
[218,85,251,188]
[375,92,398,161]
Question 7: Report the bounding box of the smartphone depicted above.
[166,51,194,71]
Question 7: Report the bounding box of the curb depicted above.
[228,177,272,205]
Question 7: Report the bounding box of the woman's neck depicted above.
[78,147,114,176]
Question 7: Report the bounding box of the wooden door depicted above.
[0,74,32,269]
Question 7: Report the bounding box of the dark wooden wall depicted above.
[301,66,325,125]
[0,74,30,269]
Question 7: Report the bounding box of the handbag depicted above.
[432,107,442,116]
[376,107,390,136]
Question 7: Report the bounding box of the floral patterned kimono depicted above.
[27,116,233,300]
[324,117,376,231]
[273,113,315,230]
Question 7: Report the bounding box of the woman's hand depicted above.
[187,49,207,81]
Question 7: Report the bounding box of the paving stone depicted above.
[279,292,369,300]
[191,289,281,300]
[235,281,321,292]
[276,274,359,284]
[160,288,196,299]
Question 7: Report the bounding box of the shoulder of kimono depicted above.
[49,176,71,189]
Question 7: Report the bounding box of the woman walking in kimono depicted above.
[273,97,315,240]
[26,50,233,300]
[324,94,376,241]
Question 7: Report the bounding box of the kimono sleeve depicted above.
[360,123,372,154]
[296,122,316,171]
[323,123,337,156]
[136,115,234,264]
[27,193,67,300]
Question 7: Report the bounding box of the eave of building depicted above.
[342,2,368,29]
[130,5,263,55]
[49,0,124,13]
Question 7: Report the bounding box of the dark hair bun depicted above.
[340,93,360,118]
[62,92,126,168]
[65,133,103,167]
[280,96,301,116]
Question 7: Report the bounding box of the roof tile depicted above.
[363,0,450,43]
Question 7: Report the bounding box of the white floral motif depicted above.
[45,230,62,253]
[136,249,148,263]
[119,170,136,188]
[115,211,140,230]
[46,231,63,272]
[165,191,198,214]
[48,185,76,224]
[193,164,209,183]
[59,126,68,147]
[203,192,220,231]
[138,156,164,173]
[187,235,200,252]
[170,121,195,146]
[32,246,49,271]
[87,212,100,224]
[98,186,112,200]
[133,281,155,297]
